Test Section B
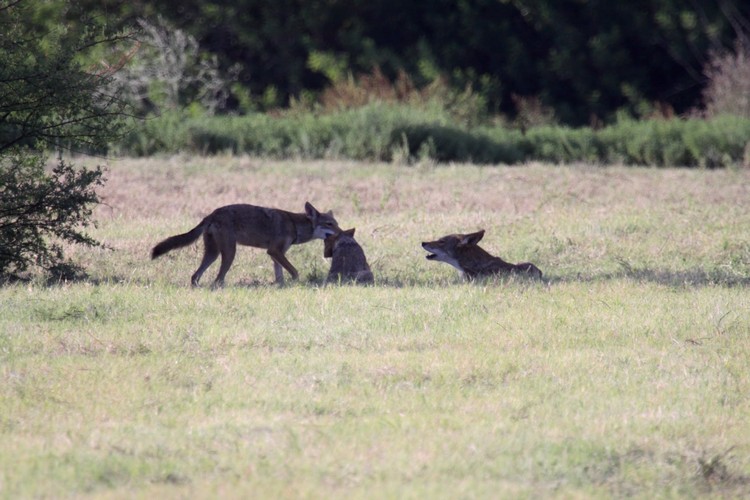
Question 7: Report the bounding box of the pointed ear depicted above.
[459,230,485,246]
[343,228,355,237]
[305,202,320,220]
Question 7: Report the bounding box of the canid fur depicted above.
[152,202,339,287]
[422,229,542,280]
[324,228,374,284]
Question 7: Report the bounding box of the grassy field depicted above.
[1,157,749,498]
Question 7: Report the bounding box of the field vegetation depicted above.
[1,157,749,498]
[119,107,750,168]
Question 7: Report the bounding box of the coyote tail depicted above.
[151,219,207,259]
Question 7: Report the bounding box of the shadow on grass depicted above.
[5,265,747,290]
[550,266,750,288]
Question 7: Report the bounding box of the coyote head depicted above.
[324,228,356,258]
[422,229,543,279]
[306,201,340,239]
[421,230,485,272]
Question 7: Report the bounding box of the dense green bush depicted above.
[516,126,601,164]
[1,0,124,281]
[596,116,750,167]
[117,106,750,168]
[119,104,456,160]
[396,125,524,164]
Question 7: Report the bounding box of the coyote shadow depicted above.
[9,265,746,290]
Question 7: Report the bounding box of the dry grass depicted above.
[95,156,749,222]
[84,156,750,287]
[1,157,750,498]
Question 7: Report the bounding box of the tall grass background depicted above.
[117,107,750,168]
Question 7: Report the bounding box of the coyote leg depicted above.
[191,233,219,287]
[267,248,299,284]
[213,235,237,287]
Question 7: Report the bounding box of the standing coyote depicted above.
[324,228,374,284]
[152,202,340,287]
[422,229,542,280]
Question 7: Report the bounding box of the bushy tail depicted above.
[151,220,206,259]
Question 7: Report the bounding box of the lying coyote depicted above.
[422,229,542,280]
[152,202,340,287]
[324,228,374,284]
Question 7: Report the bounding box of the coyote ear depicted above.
[460,230,485,246]
[343,228,355,236]
[305,202,320,220]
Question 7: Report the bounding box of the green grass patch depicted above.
[1,158,750,497]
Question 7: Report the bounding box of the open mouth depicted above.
[422,243,437,260]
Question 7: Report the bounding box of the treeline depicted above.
[12,0,750,168]
[119,105,750,168]
[66,0,748,124]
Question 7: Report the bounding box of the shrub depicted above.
[396,125,523,164]
[117,106,750,168]
[682,115,750,168]
[316,68,489,127]
[522,126,600,164]
[108,16,237,115]
[702,40,750,119]
[0,154,104,279]
[1,1,125,280]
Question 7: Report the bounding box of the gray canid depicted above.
[152,202,340,287]
[324,228,374,284]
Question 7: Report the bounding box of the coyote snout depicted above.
[422,229,542,280]
[324,228,374,284]
[151,201,340,287]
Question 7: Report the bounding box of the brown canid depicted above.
[152,202,340,287]
[422,229,542,280]
[323,228,374,284]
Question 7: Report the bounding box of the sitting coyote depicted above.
[152,202,340,287]
[422,229,542,280]
[324,228,374,284]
